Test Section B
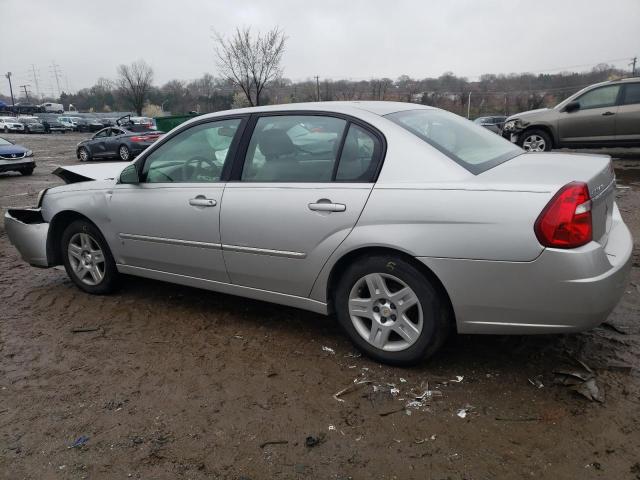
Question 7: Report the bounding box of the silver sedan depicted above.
[4,102,633,365]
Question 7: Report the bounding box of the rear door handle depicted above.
[189,196,217,207]
[602,111,615,116]
[308,201,346,212]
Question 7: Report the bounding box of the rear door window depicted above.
[622,83,640,105]
[241,115,346,182]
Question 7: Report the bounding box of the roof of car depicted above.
[199,101,433,121]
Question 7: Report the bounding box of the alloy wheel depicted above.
[348,272,423,352]
[522,134,546,152]
[119,146,130,161]
[67,232,105,286]
[79,148,88,161]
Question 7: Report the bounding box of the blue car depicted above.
[0,136,34,175]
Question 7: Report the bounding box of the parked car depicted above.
[41,118,70,134]
[130,116,155,129]
[4,102,632,365]
[74,118,104,133]
[502,77,640,151]
[18,116,46,134]
[473,115,507,134]
[0,117,25,133]
[39,102,64,114]
[76,126,163,161]
[58,116,80,131]
[0,136,34,175]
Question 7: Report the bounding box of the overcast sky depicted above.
[1,0,638,98]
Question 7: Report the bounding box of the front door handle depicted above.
[308,200,346,212]
[189,196,217,207]
[602,111,615,116]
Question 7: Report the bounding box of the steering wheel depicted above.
[181,156,221,181]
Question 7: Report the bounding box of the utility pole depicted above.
[19,85,30,104]
[49,61,62,97]
[631,56,638,76]
[315,75,320,101]
[5,72,15,107]
[467,91,471,119]
[30,64,41,100]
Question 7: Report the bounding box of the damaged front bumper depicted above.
[4,208,50,267]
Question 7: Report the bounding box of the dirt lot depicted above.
[1,133,640,479]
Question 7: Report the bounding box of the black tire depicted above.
[20,167,34,176]
[3,127,7,134]
[25,126,30,134]
[78,147,91,162]
[518,129,552,152]
[334,254,451,366]
[118,144,131,161]
[61,219,118,295]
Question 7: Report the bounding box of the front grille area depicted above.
[0,152,26,160]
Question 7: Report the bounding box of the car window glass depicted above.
[623,83,640,105]
[335,124,380,182]
[142,118,241,183]
[94,130,108,138]
[577,85,620,109]
[241,115,346,182]
[387,109,522,174]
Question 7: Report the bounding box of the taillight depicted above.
[129,136,149,142]
[534,181,592,248]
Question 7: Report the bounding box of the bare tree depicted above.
[117,60,154,116]
[214,27,286,106]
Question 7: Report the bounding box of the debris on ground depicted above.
[259,440,288,449]
[70,327,100,334]
[68,435,89,449]
[456,405,474,419]
[305,433,326,448]
[322,346,336,354]
[528,375,544,389]
[333,379,372,402]
[601,321,629,335]
[554,368,605,403]
[450,376,464,383]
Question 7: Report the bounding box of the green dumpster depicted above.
[154,113,200,132]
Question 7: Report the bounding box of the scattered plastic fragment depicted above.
[450,376,464,383]
[456,409,467,419]
[322,346,335,354]
[528,376,544,389]
[68,436,89,449]
[328,425,336,431]
[305,434,326,448]
[333,379,372,402]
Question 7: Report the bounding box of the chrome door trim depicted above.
[222,244,307,259]
[119,233,222,250]
[119,233,306,259]
[116,264,328,314]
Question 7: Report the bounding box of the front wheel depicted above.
[61,219,118,294]
[78,147,90,162]
[118,145,131,161]
[334,255,451,365]
[519,129,552,152]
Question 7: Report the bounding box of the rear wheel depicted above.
[78,147,90,162]
[519,129,552,152]
[118,145,131,161]
[334,254,451,365]
[61,219,118,294]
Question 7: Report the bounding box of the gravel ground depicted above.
[1,133,640,480]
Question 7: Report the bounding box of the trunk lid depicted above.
[474,152,615,246]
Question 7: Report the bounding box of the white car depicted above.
[0,117,25,133]
[40,102,64,114]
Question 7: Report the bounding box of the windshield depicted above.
[386,109,522,174]
[0,137,12,145]
[20,118,37,123]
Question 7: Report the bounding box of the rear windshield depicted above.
[386,109,522,174]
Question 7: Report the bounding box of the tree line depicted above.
[1,26,631,118]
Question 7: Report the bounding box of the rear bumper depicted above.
[4,208,50,267]
[0,158,34,173]
[420,205,633,334]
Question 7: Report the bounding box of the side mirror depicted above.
[119,164,139,184]
[564,101,580,113]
